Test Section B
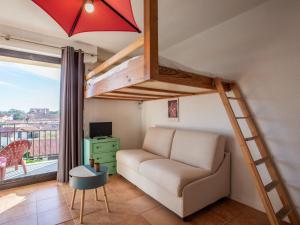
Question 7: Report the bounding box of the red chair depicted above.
[0,140,31,180]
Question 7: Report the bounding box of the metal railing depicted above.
[0,121,59,160]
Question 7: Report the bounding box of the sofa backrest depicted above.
[170,129,225,173]
[143,127,176,158]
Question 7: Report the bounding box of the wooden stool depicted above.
[69,165,109,224]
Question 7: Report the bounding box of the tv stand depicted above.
[83,137,120,175]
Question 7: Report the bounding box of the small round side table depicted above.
[69,165,109,224]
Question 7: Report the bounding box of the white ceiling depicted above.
[0,0,267,53]
[2,0,298,80]
[160,0,300,79]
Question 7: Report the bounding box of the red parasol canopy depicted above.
[32,0,141,37]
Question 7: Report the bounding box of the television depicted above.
[89,122,112,138]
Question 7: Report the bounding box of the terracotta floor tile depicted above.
[0,176,276,225]
[0,201,37,224]
[35,185,64,201]
[37,205,73,225]
[190,209,226,225]
[126,195,159,214]
[73,210,112,225]
[37,195,67,213]
[142,206,191,225]
[210,199,246,222]
[227,205,270,225]
[0,187,36,203]
[109,213,152,225]
[1,214,38,225]
[57,219,76,225]
[107,202,141,216]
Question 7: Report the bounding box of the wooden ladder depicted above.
[214,78,300,225]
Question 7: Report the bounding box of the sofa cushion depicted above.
[143,127,175,158]
[139,159,210,197]
[170,130,225,173]
[116,149,163,171]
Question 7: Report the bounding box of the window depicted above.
[0,49,61,185]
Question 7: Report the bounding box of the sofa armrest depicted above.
[181,152,231,217]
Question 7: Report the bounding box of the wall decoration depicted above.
[168,99,179,119]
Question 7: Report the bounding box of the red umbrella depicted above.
[32,0,141,37]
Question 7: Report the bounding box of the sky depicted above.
[0,60,60,112]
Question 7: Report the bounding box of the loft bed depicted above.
[85,53,229,100]
[84,1,300,224]
[84,1,231,100]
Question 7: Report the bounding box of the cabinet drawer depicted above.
[93,153,116,163]
[93,142,118,153]
[102,162,117,175]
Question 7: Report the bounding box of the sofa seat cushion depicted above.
[116,149,163,171]
[139,159,210,197]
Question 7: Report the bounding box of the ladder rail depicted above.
[230,82,299,224]
[215,78,300,225]
[215,78,280,225]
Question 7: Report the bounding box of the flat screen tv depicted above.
[89,122,112,138]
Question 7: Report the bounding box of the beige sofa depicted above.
[116,127,230,218]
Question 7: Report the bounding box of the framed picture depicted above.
[168,99,179,119]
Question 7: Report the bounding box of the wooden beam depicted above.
[144,0,159,79]
[85,36,144,81]
[127,86,195,95]
[114,89,218,100]
[104,93,158,100]
[112,91,170,98]
[94,96,148,101]
[157,66,215,90]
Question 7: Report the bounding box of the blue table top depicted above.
[69,165,108,178]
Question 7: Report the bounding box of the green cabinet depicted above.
[84,137,120,175]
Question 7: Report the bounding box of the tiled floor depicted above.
[0,175,276,225]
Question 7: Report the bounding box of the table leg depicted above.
[95,188,98,201]
[71,189,77,209]
[80,190,85,224]
[103,185,110,213]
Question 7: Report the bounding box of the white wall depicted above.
[142,0,300,216]
[84,99,143,149]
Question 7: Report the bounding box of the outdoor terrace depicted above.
[0,122,59,183]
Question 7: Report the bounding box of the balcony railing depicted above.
[0,121,59,161]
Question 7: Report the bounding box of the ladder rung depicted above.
[244,136,257,141]
[265,181,279,192]
[227,97,241,100]
[236,116,249,119]
[276,206,292,220]
[254,157,269,166]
